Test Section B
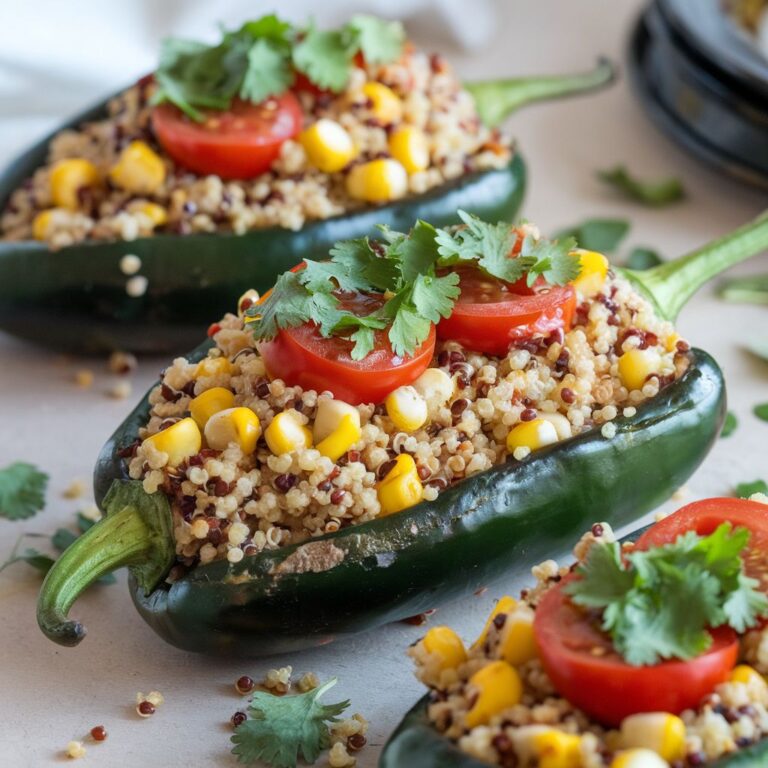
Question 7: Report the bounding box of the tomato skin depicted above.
[534,575,739,725]
[257,322,436,406]
[151,94,303,179]
[437,269,576,356]
[636,498,768,592]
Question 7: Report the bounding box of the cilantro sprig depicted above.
[248,214,583,360]
[231,678,349,768]
[436,210,581,286]
[0,462,48,521]
[598,165,686,207]
[566,524,768,666]
[152,14,405,120]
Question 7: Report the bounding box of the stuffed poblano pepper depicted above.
[384,496,768,768]
[37,209,768,655]
[0,14,614,354]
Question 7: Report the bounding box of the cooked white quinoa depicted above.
[124,272,688,574]
[0,49,510,248]
[411,514,768,768]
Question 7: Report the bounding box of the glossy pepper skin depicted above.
[85,347,724,656]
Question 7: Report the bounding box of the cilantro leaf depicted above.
[246,272,312,339]
[411,272,460,323]
[718,274,768,306]
[555,218,630,253]
[237,15,294,43]
[231,678,349,768]
[754,402,768,422]
[392,220,442,283]
[293,27,352,92]
[349,327,376,360]
[626,247,663,271]
[735,480,768,498]
[521,236,581,286]
[347,15,405,64]
[389,303,432,358]
[598,165,685,207]
[721,411,738,438]
[0,462,48,521]
[566,524,768,665]
[240,38,294,103]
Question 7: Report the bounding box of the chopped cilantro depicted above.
[152,15,406,120]
[248,214,577,360]
[721,411,738,438]
[0,462,48,521]
[754,402,768,422]
[735,480,768,498]
[566,524,768,666]
[598,165,685,207]
[231,678,349,767]
[555,218,630,254]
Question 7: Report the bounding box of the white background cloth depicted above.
[1,1,767,766]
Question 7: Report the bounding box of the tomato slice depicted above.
[636,498,768,593]
[534,575,739,725]
[256,294,436,405]
[437,268,576,356]
[151,94,303,179]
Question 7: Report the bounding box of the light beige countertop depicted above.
[1,1,766,766]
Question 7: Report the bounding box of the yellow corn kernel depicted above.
[346,158,408,203]
[620,713,685,763]
[618,349,661,392]
[299,119,356,173]
[472,596,518,649]
[537,412,573,441]
[506,418,559,454]
[109,140,166,194]
[499,607,538,667]
[316,414,362,462]
[465,661,523,728]
[50,158,100,210]
[377,453,423,516]
[412,368,454,409]
[204,407,261,454]
[195,356,234,379]
[265,411,312,455]
[313,399,361,444]
[32,209,57,241]
[385,385,428,432]
[422,626,467,670]
[571,249,609,297]
[237,289,260,318]
[611,749,669,768]
[128,201,168,228]
[532,729,583,768]
[731,665,768,694]
[664,333,681,353]
[142,417,201,467]
[190,387,236,428]
[388,126,429,174]
[362,81,403,124]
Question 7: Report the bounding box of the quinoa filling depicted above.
[410,504,768,768]
[0,45,509,248]
[124,270,688,577]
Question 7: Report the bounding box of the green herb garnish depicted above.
[153,14,405,120]
[735,480,768,498]
[626,247,663,271]
[248,214,581,360]
[747,339,768,363]
[231,678,349,768]
[0,462,48,520]
[555,218,630,253]
[754,402,768,422]
[598,165,685,207]
[718,274,768,305]
[721,411,738,438]
[566,524,768,666]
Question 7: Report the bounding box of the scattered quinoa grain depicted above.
[62,479,86,499]
[107,380,132,399]
[126,275,149,297]
[231,711,247,728]
[236,675,254,695]
[108,350,138,375]
[297,672,320,692]
[136,700,155,717]
[328,742,356,767]
[74,369,94,389]
[119,254,142,275]
[66,741,86,759]
[601,422,617,439]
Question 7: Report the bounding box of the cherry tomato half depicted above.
[636,498,768,594]
[437,268,576,357]
[151,94,303,179]
[534,574,739,725]
[256,293,436,405]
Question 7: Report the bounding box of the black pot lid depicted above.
[629,0,768,189]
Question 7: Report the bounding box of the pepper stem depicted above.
[622,210,768,321]
[36,480,174,647]
[465,57,615,128]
